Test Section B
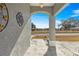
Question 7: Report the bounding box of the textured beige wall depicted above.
[0,3,31,56]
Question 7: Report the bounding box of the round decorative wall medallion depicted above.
[16,12,24,27]
[0,3,9,32]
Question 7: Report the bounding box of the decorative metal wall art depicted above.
[0,3,9,32]
[16,12,24,27]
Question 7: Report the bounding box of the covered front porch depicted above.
[0,3,68,56]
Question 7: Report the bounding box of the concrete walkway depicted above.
[24,39,79,56]
[24,39,56,56]
[56,41,79,56]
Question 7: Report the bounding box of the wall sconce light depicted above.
[40,3,44,8]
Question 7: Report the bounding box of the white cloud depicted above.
[71,9,79,17]
[73,9,79,14]
[55,20,62,29]
[71,14,79,17]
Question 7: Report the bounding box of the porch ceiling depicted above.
[30,3,69,16]
[30,3,54,6]
[54,3,69,16]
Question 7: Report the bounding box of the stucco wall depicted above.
[0,3,31,56]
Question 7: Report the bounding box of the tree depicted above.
[31,23,36,29]
[60,17,79,30]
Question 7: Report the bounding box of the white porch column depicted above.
[49,14,56,46]
[44,14,57,56]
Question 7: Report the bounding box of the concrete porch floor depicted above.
[24,39,57,56]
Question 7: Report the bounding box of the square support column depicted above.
[45,14,57,56]
[49,14,56,46]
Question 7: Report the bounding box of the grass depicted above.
[32,30,79,41]
[32,35,79,41]
[32,36,48,39]
[56,35,79,42]
[32,31,48,34]
[32,30,79,34]
[56,30,79,33]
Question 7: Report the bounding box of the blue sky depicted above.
[31,13,49,28]
[56,3,79,28]
[31,3,79,28]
